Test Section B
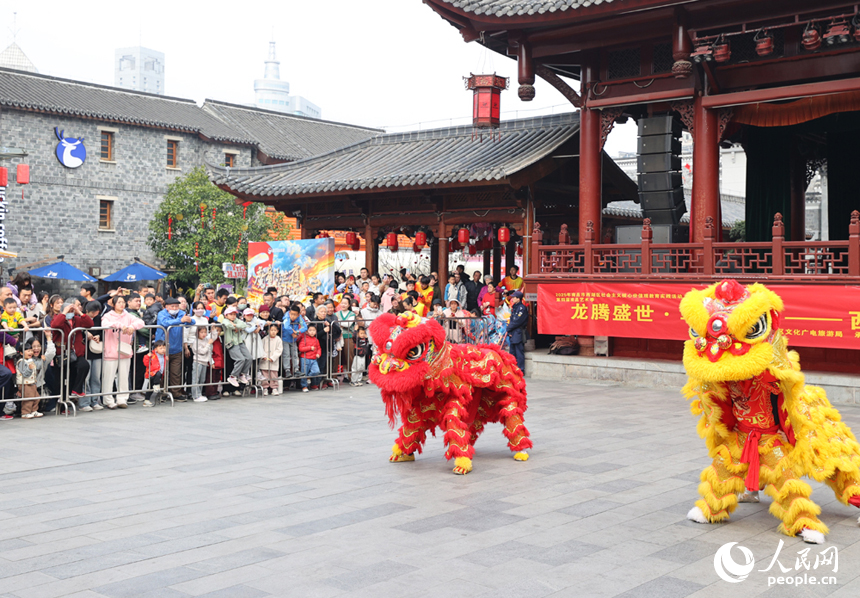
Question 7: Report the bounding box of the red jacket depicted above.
[299,335,321,360]
[51,314,94,358]
[143,353,166,379]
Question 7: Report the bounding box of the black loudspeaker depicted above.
[639,188,685,211]
[637,135,682,156]
[638,115,682,138]
[637,153,681,173]
[638,172,682,192]
[645,202,687,225]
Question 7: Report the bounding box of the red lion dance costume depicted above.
[682,279,860,544]
[368,311,531,475]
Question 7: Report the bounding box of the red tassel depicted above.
[168,216,172,241]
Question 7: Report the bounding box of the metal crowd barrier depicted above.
[0,326,67,416]
[433,314,511,349]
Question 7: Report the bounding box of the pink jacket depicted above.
[101,309,145,360]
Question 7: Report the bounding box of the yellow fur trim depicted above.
[683,339,775,383]
[513,452,529,461]
[453,456,473,474]
[392,443,403,457]
[726,284,781,341]
[679,283,717,337]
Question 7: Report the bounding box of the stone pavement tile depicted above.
[170,564,274,596]
[0,571,58,594]
[650,538,725,565]
[415,578,492,598]
[276,503,413,537]
[185,547,285,574]
[557,498,625,518]
[322,559,419,591]
[194,586,271,598]
[92,567,207,598]
[614,576,705,598]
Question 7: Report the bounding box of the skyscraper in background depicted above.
[254,41,321,119]
[115,47,164,95]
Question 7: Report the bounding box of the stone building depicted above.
[0,67,379,290]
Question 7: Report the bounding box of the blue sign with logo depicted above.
[54,127,86,168]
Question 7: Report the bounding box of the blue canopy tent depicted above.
[102,261,166,283]
[28,260,97,282]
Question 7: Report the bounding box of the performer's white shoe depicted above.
[799,529,825,544]
[738,490,760,503]
[686,505,709,524]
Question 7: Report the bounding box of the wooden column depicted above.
[437,218,448,286]
[430,236,439,274]
[579,63,602,245]
[691,95,720,243]
[506,239,516,272]
[492,243,502,283]
[790,150,807,241]
[364,224,377,275]
[483,250,491,277]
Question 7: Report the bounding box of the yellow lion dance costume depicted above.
[681,279,860,544]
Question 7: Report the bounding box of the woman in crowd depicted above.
[101,295,144,409]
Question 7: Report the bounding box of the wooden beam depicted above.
[535,64,581,107]
[701,75,860,108]
[717,50,860,91]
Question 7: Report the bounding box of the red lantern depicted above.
[755,30,774,56]
[468,244,477,256]
[802,24,821,51]
[498,226,510,244]
[386,232,398,251]
[465,74,508,131]
[458,228,469,244]
[211,208,217,222]
[168,216,172,241]
[16,164,29,185]
[345,231,356,246]
[0,167,6,186]
[415,231,426,247]
[713,37,731,63]
[195,242,199,272]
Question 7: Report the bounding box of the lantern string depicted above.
[475,30,496,74]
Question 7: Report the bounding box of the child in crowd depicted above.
[16,338,42,418]
[350,327,369,387]
[190,326,216,403]
[299,325,321,392]
[220,306,252,387]
[1,297,28,333]
[143,340,167,407]
[259,324,283,395]
[481,282,498,316]
[30,336,55,413]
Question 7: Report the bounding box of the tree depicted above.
[729,220,746,242]
[148,166,270,287]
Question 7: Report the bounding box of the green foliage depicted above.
[148,166,270,286]
[729,220,746,242]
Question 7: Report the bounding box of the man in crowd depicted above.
[155,297,192,401]
[262,292,284,323]
[306,292,326,321]
[501,265,524,293]
[506,290,528,372]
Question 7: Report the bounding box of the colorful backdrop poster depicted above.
[247,239,335,306]
[537,282,860,350]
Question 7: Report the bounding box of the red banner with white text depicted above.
[537,282,860,349]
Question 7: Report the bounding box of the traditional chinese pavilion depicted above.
[425,0,860,371]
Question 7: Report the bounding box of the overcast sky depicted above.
[7,0,636,154]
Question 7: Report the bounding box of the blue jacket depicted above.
[155,309,191,354]
[282,314,308,343]
[507,303,528,345]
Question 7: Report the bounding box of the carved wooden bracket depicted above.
[535,64,581,108]
[718,108,733,141]
[599,107,624,152]
[672,100,695,138]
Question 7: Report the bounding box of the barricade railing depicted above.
[66,324,168,415]
[434,314,510,349]
[0,326,66,417]
[331,313,371,388]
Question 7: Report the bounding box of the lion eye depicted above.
[406,344,425,361]
[746,314,768,340]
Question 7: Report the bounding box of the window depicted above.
[167,140,178,167]
[224,153,235,168]
[100,131,114,161]
[99,200,113,230]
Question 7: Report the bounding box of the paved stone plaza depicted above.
[1,379,860,598]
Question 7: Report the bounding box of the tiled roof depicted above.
[437,0,615,17]
[207,112,580,198]
[604,191,745,227]
[0,67,248,142]
[0,68,379,161]
[201,100,380,162]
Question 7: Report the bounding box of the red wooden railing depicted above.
[529,211,860,283]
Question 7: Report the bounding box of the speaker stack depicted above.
[637,115,686,226]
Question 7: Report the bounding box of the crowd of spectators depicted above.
[0,263,526,419]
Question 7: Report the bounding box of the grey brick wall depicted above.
[0,108,257,293]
